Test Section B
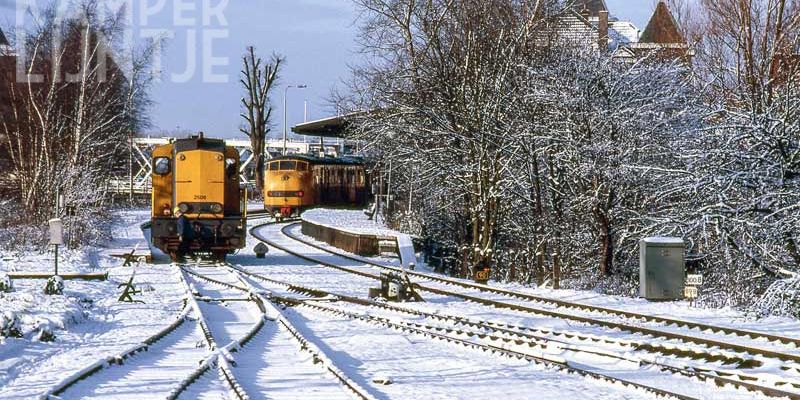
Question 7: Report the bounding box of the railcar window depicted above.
[269,162,279,170]
[279,161,296,170]
[153,157,170,175]
[297,162,308,171]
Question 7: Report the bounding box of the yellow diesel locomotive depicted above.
[150,134,247,261]
[264,155,368,218]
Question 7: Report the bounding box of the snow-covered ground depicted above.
[4,207,800,399]
[0,209,184,399]
[288,216,800,342]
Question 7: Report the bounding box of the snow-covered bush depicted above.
[0,272,12,292]
[34,319,56,342]
[45,275,64,295]
[751,277,800,319]
[0,312,22,338]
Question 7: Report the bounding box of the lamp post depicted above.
[283,84,307,155]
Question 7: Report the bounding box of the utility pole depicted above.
[128,133,134,204]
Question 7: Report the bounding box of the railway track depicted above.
[271,223,800,358]
[249,221,800,399]
[229,262,800,400]
[213,265,698,400]
[41,264,253,400]
[279,222,800,352]
[182,263,378,400]
[44,259,365,400]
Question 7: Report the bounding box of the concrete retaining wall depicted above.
[301,219,385,256]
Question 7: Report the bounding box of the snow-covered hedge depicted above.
[45,276,64,295]
[0,272,12,292]
[0,311,22,338]
[751,277,800,319]
[34,318,56,342]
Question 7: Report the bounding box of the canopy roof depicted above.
[291,111,369,138]
[292,115,350,137]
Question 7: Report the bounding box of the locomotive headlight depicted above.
[178,203,190,213]
[297,191,304,197]
[210,203,223,213]
[221,223,234,236]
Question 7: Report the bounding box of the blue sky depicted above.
[0,0,659,139]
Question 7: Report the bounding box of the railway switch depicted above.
[371,272,424,302]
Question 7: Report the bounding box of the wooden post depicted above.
[536,246,545,286]
[386,159,393,217]
[552,252,560,290]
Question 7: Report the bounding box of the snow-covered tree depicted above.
[0,1,155,246]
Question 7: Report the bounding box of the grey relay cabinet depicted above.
[640,237,685,300]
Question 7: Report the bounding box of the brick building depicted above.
[627,1,692,61]
[560,0,691,62]
[0,26,12,187]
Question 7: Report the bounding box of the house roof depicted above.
[640,1,685,44]
[0,27,8,46]
[569,0,607,17]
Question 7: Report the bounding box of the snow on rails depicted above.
[248,220,800,399]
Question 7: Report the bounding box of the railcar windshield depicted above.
[279,161,296,170]
[269,161,279,170]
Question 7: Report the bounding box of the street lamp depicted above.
[283,84,307,155]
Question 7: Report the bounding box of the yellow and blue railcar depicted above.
[264,155,367,218]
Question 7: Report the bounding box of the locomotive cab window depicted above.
[297,161,308,171]
[225,157,237,177]
[279,161,296,170]
[153,157,171,175]
[269,161,279,170]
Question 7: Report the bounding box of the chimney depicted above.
[598,10,609,51]
[580,6,590,21]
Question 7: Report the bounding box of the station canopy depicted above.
[291,111,365,138]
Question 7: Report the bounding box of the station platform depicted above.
[300,208,417,268]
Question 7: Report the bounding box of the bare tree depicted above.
[685,0,800,311]
[240,46,283,194]
[0,1,154,246]
[342,0,800,317]
[345,0,563,278]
